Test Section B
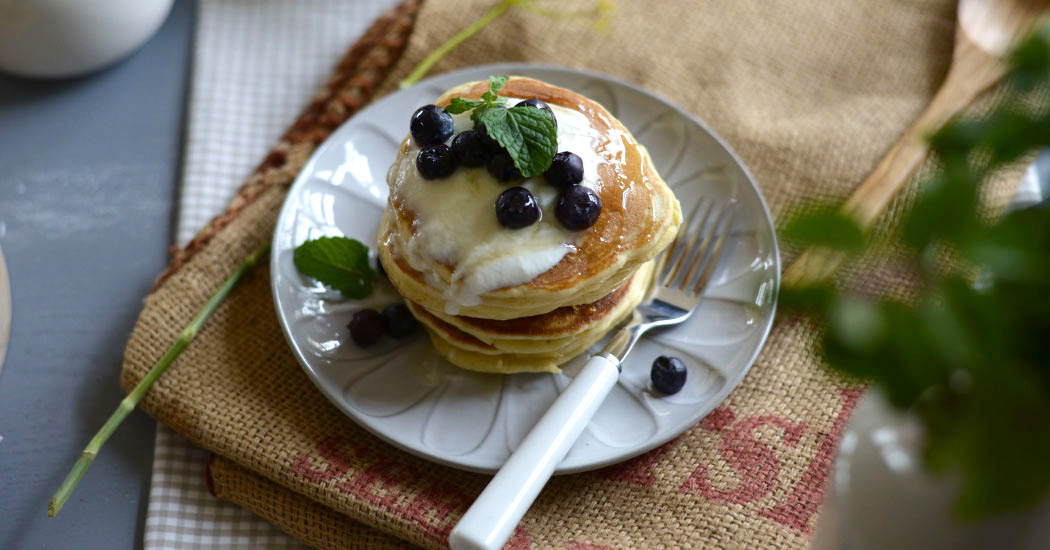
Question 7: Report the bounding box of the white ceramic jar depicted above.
[812,391,1050,550]
[0,0,174,78]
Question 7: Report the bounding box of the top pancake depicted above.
[380,76,681,320]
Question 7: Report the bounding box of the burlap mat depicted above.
[122,1,1025,548]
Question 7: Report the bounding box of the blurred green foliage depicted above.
[782,24,1050,518]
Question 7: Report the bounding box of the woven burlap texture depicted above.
[122,1,1023,548]
[206,454,411,549]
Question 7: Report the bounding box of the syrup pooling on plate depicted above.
[388,99,618,313]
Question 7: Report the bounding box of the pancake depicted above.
[409,260,655,373]
[378,77,681,320]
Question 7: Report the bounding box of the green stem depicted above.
[399,0,532,89]
[48,241,271,518]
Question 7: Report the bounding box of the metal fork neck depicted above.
[600,322,645,364]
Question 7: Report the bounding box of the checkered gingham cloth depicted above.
[147,1,397,548]
[148,1,1050,546]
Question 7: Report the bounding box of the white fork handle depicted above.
[448,354,621,550]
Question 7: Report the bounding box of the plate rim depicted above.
[271,62,781,474]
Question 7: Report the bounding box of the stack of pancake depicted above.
[378,77,681,373]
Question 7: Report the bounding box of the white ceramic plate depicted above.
[271,64,780,474]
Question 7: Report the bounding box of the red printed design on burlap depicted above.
[282,384,865,548]
[591,386,864,538]
[677,388,864,534]
[682,409,807,504]
[759,388,865,533]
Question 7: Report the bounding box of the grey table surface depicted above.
[0,1,194,548]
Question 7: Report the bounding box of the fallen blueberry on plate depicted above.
[651,355,687,395]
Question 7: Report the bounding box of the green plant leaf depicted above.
[782,209,864,252]
[1007,25,1050,91]
[762,22,1050,520]
[966,205,1050,283]
[779,285,834,314]
[293,236,375,298]
[479,105,558,177]
[928,118,987,157]
[984,110,1041,164]
[903,174,979,247]
[827,296,885,354]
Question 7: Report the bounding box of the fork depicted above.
[449,197,736,550]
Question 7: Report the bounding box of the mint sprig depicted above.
[293,236,375,298]
[446,75,510,116]
[445,75,558,178]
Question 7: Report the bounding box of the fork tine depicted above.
[676,204,723,291]
[658,196,706,286]
[662,198,715,288]
[688,205,735,296]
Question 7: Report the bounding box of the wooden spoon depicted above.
[783,0,1050,287]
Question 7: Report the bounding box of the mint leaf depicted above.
[480,105,558,177]
[480,76,510,104]
[470,104,495,125]
[293,236,375,298]
[488,75,508,95]
[446,97,484,114]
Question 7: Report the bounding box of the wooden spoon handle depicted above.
[783,30,1005,287]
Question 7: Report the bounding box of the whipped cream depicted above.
[387,99,606,314]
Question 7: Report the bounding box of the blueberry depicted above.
[409,104,454,146]
[348,309,386,347]
[554,186,602,230]
[474,122,504,154]
[382,303,419,338]
[543,151,584,188]
[495,187,541,229]
[515,99,556,129]
[487,151,522,182]
[451,130,492,168]
[651,355,687,395]
[416,144,456,180]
